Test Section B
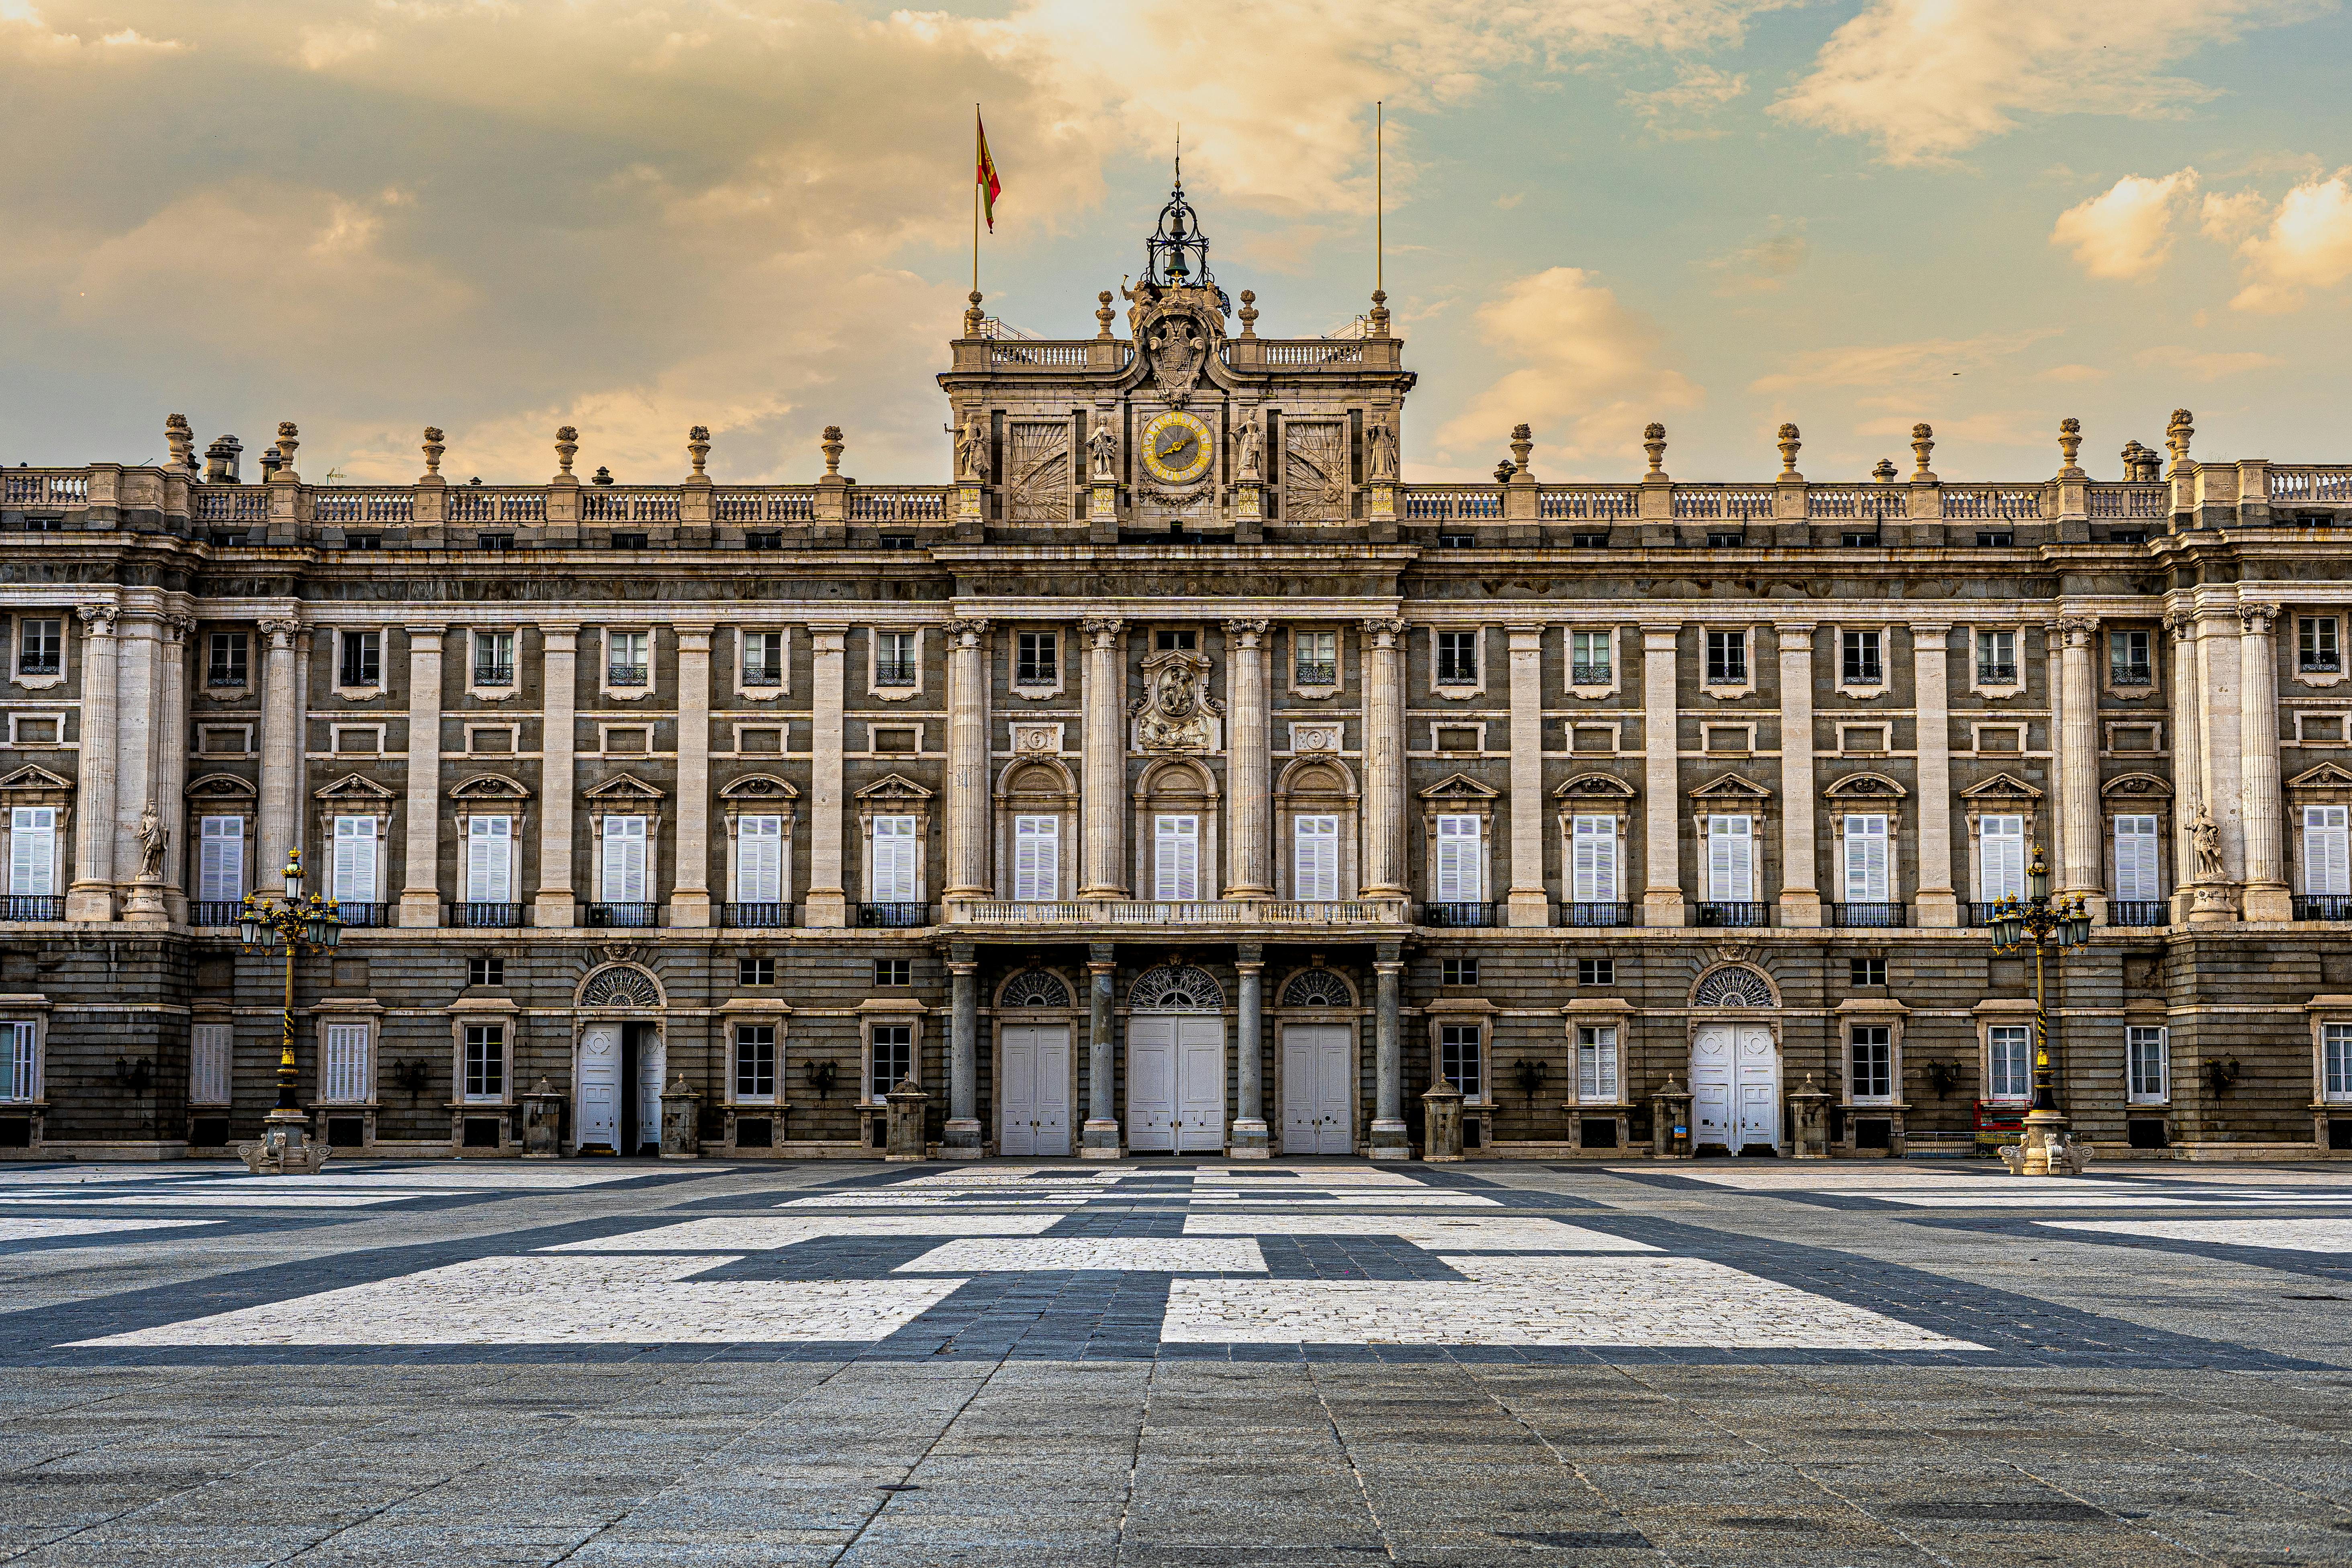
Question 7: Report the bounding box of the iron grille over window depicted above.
[1704,631,1747,685]
[1015,631,1058,687]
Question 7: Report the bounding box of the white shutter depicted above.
[1294,815,1338,901]
[603,815,648,902]
[2307,805,2350,897]
[1,1021,33,1101]
[1570,816,1618,902]
[196,816,242,902]
[465,815,513,902]
[332,816,377,902]
[870,815,917,902]
[1980,814,2025,902]
[2114,814,2160,901]
[322,1022,370,1104]
[9,807,54,897]
[1707,816,1753,902]
[1155,814,1199,901]
[738,815,783,903]
[1843,814,1888,902]
[1434,814,1481,902]
[1014,815,1058,901]
[190,1022,231,1105]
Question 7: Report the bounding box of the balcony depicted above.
[589,902,660,928]
[724,902,793,928]
[205,671,247,689]
[472,664,515,688]
[607,664,648,687]
[1977,662,2019,685]
[2303,658,2343,675]
[1696,902,1769,928]
[0,895,62,922]
[953,898,1408,927]
[875,664,917,688]
[1422,901,1494,928]
[2295,895,2352,922]
[450,902,525,928]
[860,902,930,928]
[2112,900,2168,927]
[191,900,242,927]
[17,659,58,678]
[2111,664,2153,687]
[1831,902,1906,928]
[1562,901,1631,927]
[1293,662,1337,687]
[742,667,782,688]
[333,901,386,928]
[1570,662,1612,685]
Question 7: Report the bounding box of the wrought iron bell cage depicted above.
[1144,180,1231,312]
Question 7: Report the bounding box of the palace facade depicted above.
[6,184,2352,1164]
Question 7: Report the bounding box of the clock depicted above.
[1139,409,1215,487]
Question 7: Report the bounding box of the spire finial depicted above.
[1173,125,1181,190]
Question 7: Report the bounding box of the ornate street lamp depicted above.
[235,848,342,1175]
[1987,845,2092,1175]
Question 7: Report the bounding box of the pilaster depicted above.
[1223,620,1271,898]
[2195,604,2245,921]
[803,625,849,927]
[253,615,302,899]
[1079,619,1126,900]
[157,614,192,924]
[1359,619,1407,899]
[1641,624,1685,925]
[670,625,714,928]
[1774,624,1821,927]
[1504,625,1549,926]
[534,625,579,927]
[943,618,992,904]
[65,605,120,921]
[2054,615,2104,919]
[2166,611,2206,926]
[2239,602,2291,920]
[111,608,162,910]
[398,626,445,927]
[1910,623,1959,926]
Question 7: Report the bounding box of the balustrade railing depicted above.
[1943,487,2043,521]
[1259,341,1365,366]
[956,898,1405,925]
[2090,485,2168,518]
[2271,468,2352,503]
[715,489,815,522]
[1539,488,1637,521]
[1402,489,1502,521]
[990,342,1088,367]
[1673,487,1773,521]
[314,490,413,524]
[1808,488,1907,520]
[194,489,269,522]
[847,490,946,522]
[447,489,546,523]
[580,489,680,523]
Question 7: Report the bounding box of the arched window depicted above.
[1129,964,1225,1011]
[1279,968,1355,1008]
[1693,967,1773,1008]
[997,969,1072,1008]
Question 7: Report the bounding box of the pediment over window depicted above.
[450,772,530,801]
[1555,772,1634,799]
[2288,761,2352,794]
[1689,773,1771,801]
[1823,771,1907,799]
[1417,773,1498,802]
[0,764,75,794]
[2102,771,2174,799]
[719,773,799,801]
[854,773,933,803]
[184,771,256,801]
[584,773,666,802]
[315,772,395,802]
[1959,772,2042,803]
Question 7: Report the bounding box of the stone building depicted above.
[4,182,2351,1164]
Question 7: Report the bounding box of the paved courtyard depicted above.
[3,1158,2351,1566]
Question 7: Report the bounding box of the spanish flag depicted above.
[976,110,1002,232]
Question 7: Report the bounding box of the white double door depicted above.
[999,1025,1072,1157]
[1690,1023,1779,1153]
[576,1023,664,1156]
[1281,1024,1353,1155]
[1126,1013,1226,1153]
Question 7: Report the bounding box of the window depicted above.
[1436,631,1479,686]
[468,956,505,987]
[2114,815,2160,902]
[2301,617,2341,674]
[875,630,917,686]
[463,1024,506,1102]
[2306,805,2350,895]
[880,534,915,550]
[1841,630,1883,685]
[472,630,515,686]
[321,1021,371,1104]
[875,958,911,987]
[1842,814,1889,902]
[1294,630,1337,687]
[1438,532,1475,549]
[1850,1025,1893,1102]
[206,631,248,687]
[1571,630,1612,685]
[0,1020,36,1102]
[330,816,378,903]
[190,1022,231,1106]
[1441,958,1478,986]
[1439,1024,1482,1100]
[1976,629,2018,684]
[1706,815,1755,902]
[1840,531,1878,549]
[742,630,784,686]
[1569,816,1618,902]
[1015,631,1058,687]
[601,816,648,902]
[338,630,381,688]
[464,816,513,903]
[1155,629,1197,652]
[610,532,649,550]
[2325,1023,2352,1103]
[1577,1026,1619,1102]
[1976,530,2014,547]
[1851,957,1886,987]
[1578,958,1614,985]
[8,807,54,896]
[607,631,648,686]
[1986,1024,2032,1103]
[746,531,782,551]
[16,617,59,677]
[1013,814,1059,901]
[1433,815,1481,902]
[734,1025,777,1101]
[196,816,243,903]
[739,957,775,987]
[737,815,784,904]
[345,533,381,551]
[1153,814,1200,901]
[2109,629,2152,685]
[869,1023,913,1098]
[478,533,513,552]
[868,816,918,903]
[1705,630,1747,685]
[1571,532,1609,549]
[1978,814,2026,902]
[2127,1026,2168,1104]
[1706,530,1744,548]
[1293,815,1339,902]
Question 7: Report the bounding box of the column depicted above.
[2193,605,2244,922]
[253,615,301,891]
[158,614,192,924]
[2166,611,2205,924]
[943,619,991,903]
[1359,619,1407,900]
[1775,624,1821,927]
[671,625,713,928]
[65,605,119,921]
[1223,620,1271,898]
[1504,625,1549,926]
[1910,623,1959,926]
[1079,619,1126,900]
[535,625,579,927]
[1641,624,1685,925]
[2239,602,2290,920]
[803,625,848,927]
[398,627,445,926]
[1370,944,1408,1157]
[112,611,161,901]
[2054,615,2103,916]
[943,944,981,1157]
[1081,942,1120,1155]
[1232,942,1268,1156]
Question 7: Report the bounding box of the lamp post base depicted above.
[2001,1108,2092,1178]
[236,1110,331,1176]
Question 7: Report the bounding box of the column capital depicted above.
[162,613,196,642]
[2240,601,2281,634]
[1907,621,1953,639]
[255,616,298,644]
[1080,617,1124,641]
[1222,618,1269,642]
[2052,615,2100,645]
[542,624,581,651]
[947,960,979,976]
[809,625,848,651]
[2164,608,2197,637]
[406,625,448,648]
[76,603,120,637]
[1774,623,1815,648]
[1359,617,1407,643]
[1507,625,1544,650]
[1641,623,1680,648]
[947,617,991,642]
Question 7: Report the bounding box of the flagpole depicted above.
[972,103,981,300]
[1375,100,1383,299]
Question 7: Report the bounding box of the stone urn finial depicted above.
[1910,421,1935,480]
[421,427,445,477]
[1368,286,1390,337]
[2058,416,2084,478]
[1509,423,1534,477]
[2166,407,2195,469]
[164,414,193,472]
[1096,290,1116,339]
[1494,457,1515,485]
[821,425,845,478]
[1236,288,1258,339]
[963,289,985,337]
[1776,421,1802,480]
[1643,422,1667,479]
[687,425,711,477]
[274,421,299,473]
[554,425,578,478]
[1873,457,1897,483]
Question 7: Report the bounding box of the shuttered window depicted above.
[190,1022,232,1106]
[1987,1024,2031,1102]
[1293,815,1338,902]
[0,1021,33,1102]
[1013,815,1058,901]
[1154,814,1199,902]
[196,817,243,902]
[320,1022,371,1104]
[737,815,783,903]
[330,816,377,902]
[601,815,648,902]
[2307,805,2350,896]
[1706,815,1754,902]
[2326,1024,2352,1102]
[1842,814,1888,902]
[8,807,55,896]
[464,816,513,903]
[1979,814,2026,902]
[1570,816,1618,902]
[868,816,918,902]
[1576,1025,1619,1102]
[2113,814,2161,901]
[1433,814,1481,902]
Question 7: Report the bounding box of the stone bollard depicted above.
[660,1073,700,1160]
[1420,1080,1464,1162]
[1788,1074,1831,1160]
[884,1077,930,1162]
[521,1077,565,1159]
[1651,1077,1694,1158]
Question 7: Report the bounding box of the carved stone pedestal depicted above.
[2001,1109,2093,1176]
[885,1077,929,1162]
[1420,1081,1464,1163]
[521,1078,564,1159]
[1788,1076,1831,1160]
[659,1074,700,1160]
[236,1114,331,1176]
[122,876,168,926]
[1651,1078,1694,1158]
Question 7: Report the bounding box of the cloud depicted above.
[2051,170,2199,280]
[1705,218,1808,296]
[0,2,182,57]
[1773,0,2325,166]
[2037,364,2111,383]
[1750,331,2059,393]
[2133,345,2286,379]
[1434,267,1701,473]
[1622,61,1748,139]
[2206,173,2352,312]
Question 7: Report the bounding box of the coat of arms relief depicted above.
[1130,648,1222,752]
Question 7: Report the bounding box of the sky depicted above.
[2,0,2349,488]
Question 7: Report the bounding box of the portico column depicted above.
[943,618,992,904]
[112,610,161,902]
[1370,944,1408,1157]
[1504,625,1549,926]
[65,605,120,921]
[1775,624,1821,927]
[397,626,445,927]
[671,625,713,928]
[1079,619,1126,900]
[253,615,301,893]
[2239,602,2291,920]
[803,625,849,927]
[1232,942,1269,1156]
[2193,604,2245,922]
[1641,624,1685,925]
[2054,614,2103,917]
[1359,619,1407,900]
[534,625,579,927]
[1081,942,1120,1156]
[943,944,982,1157]
[1223,620,1271,898]
[158,614,192,924]
[1910,623,1958,926]
[2166,611,2206,924]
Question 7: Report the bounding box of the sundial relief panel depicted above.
[1006,421,1071,522]
[1283,421,1350,523]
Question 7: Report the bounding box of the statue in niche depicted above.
[1087,421,1119,483]
[1236,412,1264,482]
[1366,413,1399,483]
[2191,808,2224,882]
[956,413,991,483]
[135,802,166,883]
[1132,648,1218,752]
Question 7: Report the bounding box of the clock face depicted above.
[1140,410,1215,487]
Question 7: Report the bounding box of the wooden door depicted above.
[1126,1016,1176,1151]
[1734,1025,1779,1152]
[576,1025,621,1155]
[999,1025,1071,1157]
[1282,1025,1353,1155]
[1175,1017,1226,1153]
[1690,1025,1734,1151]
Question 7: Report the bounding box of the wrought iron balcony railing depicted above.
[2296,895,2352,922]
[859,902,930,928]
[2111,900,2167,926]
[0,895,63,921]
[952,898,1407,926]
[589,902,660,928]
[450,902,525,928]
[332,901,386,928]
[1422,901,1495,928]
[1562,901,1631,927]
[724,902,793,928]
[1831,902,1905,928]
[191,900,243,927]
[1696,902,1769,928]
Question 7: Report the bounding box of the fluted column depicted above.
[535,625,579,927]
[2166,611,2206,924]
[944,618,992,903]
[1505,625,1549,926]
[2239,602,2290,920]
[2054,615,2103,916]
[671,625,713,928]
[1370,946,1407,1157]
[253,615,302,895]
[1641,623,1684,925]
[1232,942,1269,1156]
[1911,623,1958,926]
[398,626,445,927]
[112,610,161,901]
[1079,619,1126,900]
[1359,619,1407,900]
[158,614,192,924]
[66,605,120,921]
[1223,620,1272,898]
[1081,942,1120,1156]
[2193,604,2245,922]
[1775,624,1821,927]
[944,944,981,1157]
[803,625,848,927]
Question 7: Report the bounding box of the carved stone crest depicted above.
[1131,648,1221,752]
[1145,313,1209,405]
